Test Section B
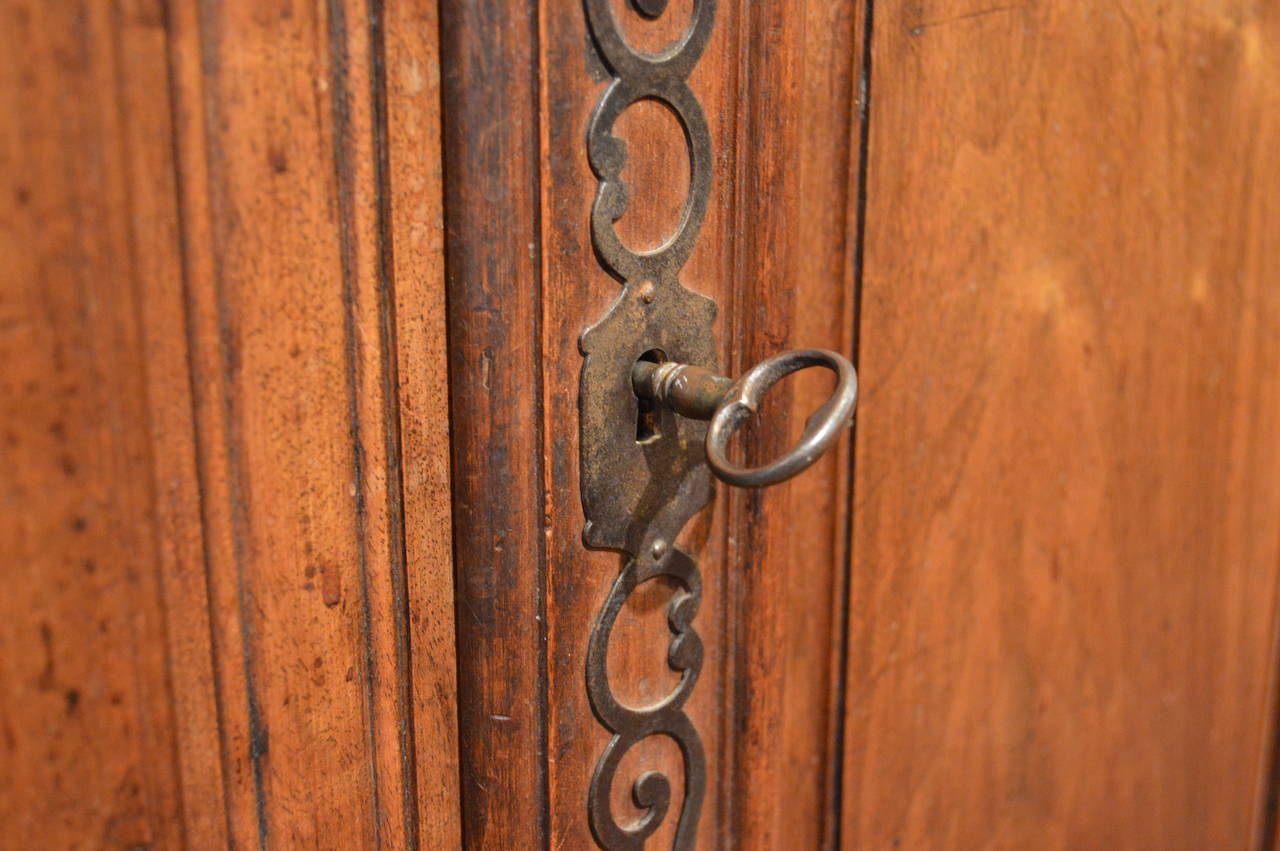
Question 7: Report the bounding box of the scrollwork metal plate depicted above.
[579,0,719,848]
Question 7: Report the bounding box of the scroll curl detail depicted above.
[586,543,705,849]
[585,0,715,285]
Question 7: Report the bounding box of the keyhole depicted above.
[635,349,666,443]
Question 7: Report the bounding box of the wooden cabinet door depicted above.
[4,1,1280,850]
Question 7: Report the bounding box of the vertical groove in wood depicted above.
[118,0,232,845]
[827,1,875,847]
[437,0,550,846]
[326,3,387,841]
[364,1,422,846]
[163,0,457,844]
[165,1,256,841]
[171,1,269,840]
[2,0,460,844]
[202,5,273,830]
[379,0,463,846]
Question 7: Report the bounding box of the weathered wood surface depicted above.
[9,0,1279,848]
[843,3,1280,848]
[722,0,867,845]
[1,0,460,845]
[0,3,197,845]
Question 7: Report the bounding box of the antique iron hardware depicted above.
[631,350,858,488]
[579,0,857,847]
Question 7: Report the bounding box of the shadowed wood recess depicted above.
[843,2,1280,849]
[0,0,460,846]
[437,0,550,846]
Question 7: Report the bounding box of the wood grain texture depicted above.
[437,0,550,846]
[1,0,460,845]
[164,0,461,843]
[723,0,866,846]
[428,0,867,846]
[117,1,230,843]
[843,2,1280,848]
[0,2,188,845]
[381,2,464,848]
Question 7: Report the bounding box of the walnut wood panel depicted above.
[843,3,1280,848]
[118,2,230,842]
[2,0,459,845]
[437,0,867,845]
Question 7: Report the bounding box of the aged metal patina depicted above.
[579,0,717,846]
[633,350,859,488]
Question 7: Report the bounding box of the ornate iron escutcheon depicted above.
[579,0,857,847]
[580,0,718,846]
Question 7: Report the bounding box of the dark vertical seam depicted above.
[107,2,188,844]
[819,0,869,844]
[1260,606,1280,848]
[1255,513,1280,849]
[326,0,384,846]
[433,1,470,844]
[365,0,421,847]
[192,1,271,846]
[730,2,762,844]
[164,1,236,844]
[722,1,752,844]
[830,2,875,848]
[528,0,552,845]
